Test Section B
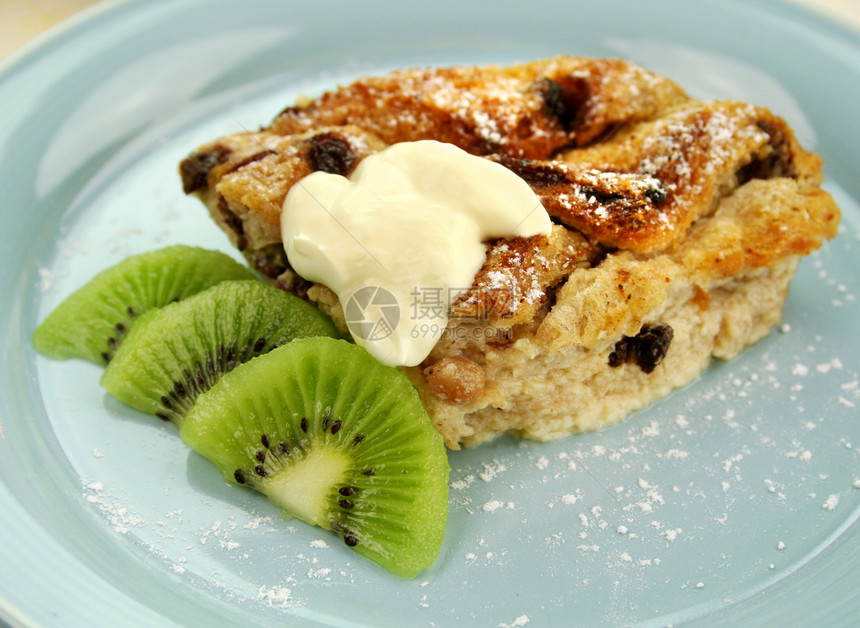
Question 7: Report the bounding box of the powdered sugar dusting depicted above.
[479,460,508,483]
[83,481,144,535]
[482,500,515,513]
[29,55,858,628]
[822,494,840,511]
[67,306,857,626]
[438,292,859,620]
[258,583,296,608]
[498,614,530,628]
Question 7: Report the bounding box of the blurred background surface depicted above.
[2,0,860,64]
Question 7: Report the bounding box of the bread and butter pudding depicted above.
[179,56,840,449]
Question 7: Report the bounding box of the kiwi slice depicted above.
[100,279,341,427]
[180,336,449,579]
[32,245,256,364]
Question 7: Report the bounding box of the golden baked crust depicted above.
[269,57,687,158]
[179,56,840,448]
[179,126,386,254]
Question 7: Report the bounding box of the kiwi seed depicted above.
[100,279,341,428]
[180,336,450,579]
[32,245,256,365]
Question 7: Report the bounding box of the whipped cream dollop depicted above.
[282,140,551,367]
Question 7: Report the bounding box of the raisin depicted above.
[251,244,289,279]
[216,196,247,251]
[633,324,674,374]
[537,77,571,124]
[644,184,667,204]
[179,145,232,193]
[307,133,355,176]
[608,337,630,368]
[535,75,591,132]
[608,323,673,373]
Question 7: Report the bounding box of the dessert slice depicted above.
[180,56,840,448]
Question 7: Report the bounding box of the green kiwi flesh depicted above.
[180,336,450,579]
[32,245,255,364]
[100,280,341,427]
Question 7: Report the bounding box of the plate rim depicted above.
[2,0,859,626]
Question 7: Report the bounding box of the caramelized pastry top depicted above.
[180,56,840,333]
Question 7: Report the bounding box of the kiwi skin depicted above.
[32,245,255,365]
[100,279,342,428]
[180,336,450,579]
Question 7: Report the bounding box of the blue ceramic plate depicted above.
[1,1,858,626]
